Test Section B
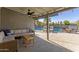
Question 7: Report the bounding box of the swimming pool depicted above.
[35,26,62,33]
[53,27,62,32]
[35,26,43,30]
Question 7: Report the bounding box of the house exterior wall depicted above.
[68,24,78,30]
[1,7,34,30]
[0,8,1,30]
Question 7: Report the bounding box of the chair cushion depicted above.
[11,30,15,34]
[21,29,27,33]
[3,36,15,42]
[25,29,29,33]
[3,29,11,36]
[14,30,22,34]
[0,31,5,43]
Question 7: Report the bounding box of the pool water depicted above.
[35,26,62,33]
[35,26,43,30]
[53,27,62,32]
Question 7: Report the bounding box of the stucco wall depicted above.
[1,8,34,30]
[0,8,1,30]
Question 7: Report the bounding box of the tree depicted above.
[63,20,70,25]
[37,21,44,26]
[44,18,51,25]
[44,18,47,25]
[50,22,55,26]
[52,22,55,25]
[60,21,63,25]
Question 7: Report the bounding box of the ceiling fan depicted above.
[27,9,35,16]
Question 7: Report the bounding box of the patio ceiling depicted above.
[6,7,75,17]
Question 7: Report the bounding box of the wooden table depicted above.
[23,35,34,47]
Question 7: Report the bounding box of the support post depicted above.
[46,15,49,40]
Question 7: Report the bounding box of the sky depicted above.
[38,8,79,23]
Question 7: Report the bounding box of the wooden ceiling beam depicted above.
[36,7,76,18]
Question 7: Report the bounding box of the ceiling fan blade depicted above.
[28,9,31,11]
[27,9,35,16]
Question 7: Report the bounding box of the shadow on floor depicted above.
[18,35,72,52]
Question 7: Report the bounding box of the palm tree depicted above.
[60,21,63,26]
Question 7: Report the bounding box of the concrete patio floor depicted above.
[49,32,79,52]
[18,32,73,52]
[35,31,79,52]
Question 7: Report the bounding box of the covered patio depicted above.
[0,7,79,52]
